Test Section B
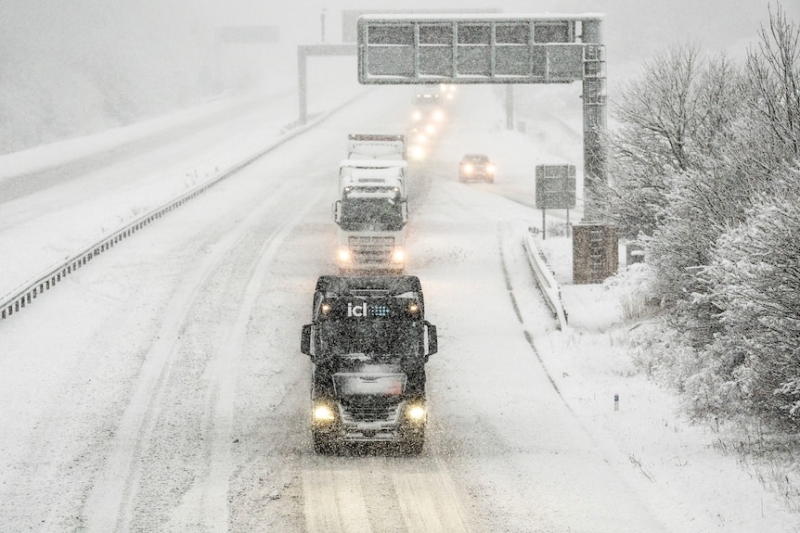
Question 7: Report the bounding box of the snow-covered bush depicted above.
[604,261,658,322]
[701,173,800,429]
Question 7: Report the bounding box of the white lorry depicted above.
[340,134,407,198]
[334,134,409,273]
[333,184,408,273]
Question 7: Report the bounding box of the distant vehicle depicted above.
[438,83,457,100]
[411,93,445,124]
[301,275,437,454]
[458,154,495,183]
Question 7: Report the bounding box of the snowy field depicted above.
[0,68,798,531]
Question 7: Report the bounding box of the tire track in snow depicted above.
[82,179,302,533]
[301,459,469,533]
[200,191,320,533]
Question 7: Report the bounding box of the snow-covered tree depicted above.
[600,44,743,239]
[745,4,800,163]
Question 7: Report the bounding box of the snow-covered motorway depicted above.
[0,81,791,533]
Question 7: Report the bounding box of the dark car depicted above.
[458,154,495,183]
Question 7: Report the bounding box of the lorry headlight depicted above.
[406,405,426,421]
[313,404,335,421]
[337,249,351,262]
[391,249,405,263]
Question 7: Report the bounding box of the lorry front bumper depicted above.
[312,401,425,444]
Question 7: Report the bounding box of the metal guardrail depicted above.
[522,228,568,330]
[0,91,367,321]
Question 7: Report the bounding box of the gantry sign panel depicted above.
[357,14,604,84]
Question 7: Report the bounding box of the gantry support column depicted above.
[580,19,607,222]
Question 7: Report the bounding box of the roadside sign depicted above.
[535,165,576,210]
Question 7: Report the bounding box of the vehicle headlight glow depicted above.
[391,248,405,263]
[313,404,335,421]
[406,405,426,421]
[337,248,351,262]
[410,145,425,160]
[425,124,436,135]
[463,163,474,174]
[433,110,444,122]
[412,110,422,121]
[487,164,496,174]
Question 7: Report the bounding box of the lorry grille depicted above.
[340,403,401,424]
[348,236,395,264]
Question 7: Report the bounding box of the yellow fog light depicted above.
[407,405,426,421]
[313,404,335,421]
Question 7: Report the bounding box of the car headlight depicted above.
[487,164,496,174]
[337,248,351,262]
[462,163,473,174]
[410,145,425,160]
[391,248,405,263]
[406,404,426,421]
[313,404,335,421]
[412,110,422,121]
[433,110,444,122]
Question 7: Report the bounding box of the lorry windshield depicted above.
[320,320,422,357]
[338,197,404,231]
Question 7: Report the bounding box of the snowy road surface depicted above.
[0,81,795,532]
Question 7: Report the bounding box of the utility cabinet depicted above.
[573,224,618,284]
